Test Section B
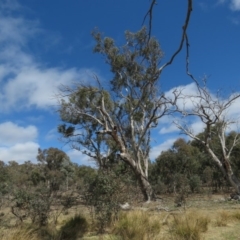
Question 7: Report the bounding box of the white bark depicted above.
[175,81,240,194]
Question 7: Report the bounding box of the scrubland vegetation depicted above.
[1,1,240,239]
[1,142,240,239]
[1,194,240,240]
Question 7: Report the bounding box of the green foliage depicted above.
[151,130,240,194]
[189,175,202,193]
[0,162,10,202]
[92,27,163,90]
[82,161,138,233]
[150,138,203,194]
[9,148,77,227]
[75,165,97,190]
[58,27,167,200]
[37,148,74,191]
[12,188,51,226]
[84,171,122,232]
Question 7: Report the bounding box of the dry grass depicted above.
[230,211,240,221]
[214,210,230,227]
[112,210,162,240]
[169,211,210,240]
[2,195,240,240]
[0,227,40,240]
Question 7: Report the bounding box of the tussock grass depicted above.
[215,211,230,227]
[229,211,240,221]
[0,227,39,240]
[213,210,240,227]
[112,210,162,240]
[170,211,210,240]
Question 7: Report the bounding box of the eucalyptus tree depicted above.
[59,28,166,201]
[58,1,193,201]
[150,138,202,194]
[175,81,240,194]
[37,148,73,191]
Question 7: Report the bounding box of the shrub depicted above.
[11,188,51,226]
[84,171,124,232]
[189,175,202,193]
[58,214,88,240]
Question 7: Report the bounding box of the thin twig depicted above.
[142,0,157,41]
[158,0,193,73]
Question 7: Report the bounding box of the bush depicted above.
[84,171,125,232]
[58,214,88,240]
[11,188,51,226]
[189,175,202,193]
[113,210,161,240]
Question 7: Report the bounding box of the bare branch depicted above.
[158,0,193,73]
[227,133,240,159]
[142,0,157,40]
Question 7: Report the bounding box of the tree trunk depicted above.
[206,146,240,195]
[138,174,154,202]
[227,173,240,194]
[216,157,240,194]
[221,161,240,194]
[121,156,154,201]
[119,152,154,202]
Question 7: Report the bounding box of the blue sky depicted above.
[0,0,240,165]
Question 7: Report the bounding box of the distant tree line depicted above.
[149,129,240,196]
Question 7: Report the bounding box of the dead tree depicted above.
[175,80,240,194]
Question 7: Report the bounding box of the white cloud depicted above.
[45,128,58,141]
[150,138,176,160]
[0,141,39,163]
[217,0,240,11]
[165,83,201,111]
[0,0,22,13]
[227,94,240,118]
[0,5,97,112]
[1,66,86,110]
[0,121,38,146]
[230,0,240,10]
[0,121,39,163]
[159,124,179,134]
[66,149,96,166]
[189,120,205,135]
[0,1,102,164]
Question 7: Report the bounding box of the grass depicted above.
[230,211,240,221]
[0,227,39,240]
[215,211,230,227]
[2,194,240,239]
[169,211,210,240]
[112,210,162,240]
